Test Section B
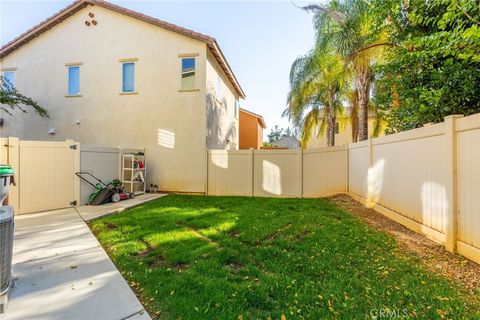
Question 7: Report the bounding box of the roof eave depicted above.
[240,108,266,128]
[0,0,90,59]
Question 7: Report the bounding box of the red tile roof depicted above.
[0,0,245,98]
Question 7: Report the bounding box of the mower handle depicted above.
[75,171,110,188]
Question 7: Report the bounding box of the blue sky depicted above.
[0,0,316,139]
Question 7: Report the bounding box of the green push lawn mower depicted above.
[76,171,135,205]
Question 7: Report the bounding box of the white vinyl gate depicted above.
[1,137,79,214]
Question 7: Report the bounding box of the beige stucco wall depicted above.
[0,5,219,192]
[307,118,381,148]
[205,50,239,150]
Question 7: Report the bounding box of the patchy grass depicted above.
[91,195,479,319]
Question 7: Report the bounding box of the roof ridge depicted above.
[0,0,87,52]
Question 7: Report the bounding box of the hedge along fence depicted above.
[206,112,480,264]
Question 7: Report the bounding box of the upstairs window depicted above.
[68,66,80,95]
[181,58,195,90]
[2,71,15,91]
[122,62,135,93]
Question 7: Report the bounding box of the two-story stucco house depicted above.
[0,0,245,193]
[239,108,266,149]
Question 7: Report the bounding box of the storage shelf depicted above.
[122,153,146,195]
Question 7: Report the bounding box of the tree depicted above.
[303,0,390,141]
[0,75,48,117]
[372,0,480,132]
[285,46,347,147]
[267,125,300,143]
[267,125,285,143]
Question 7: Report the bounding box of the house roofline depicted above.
[0,0,246,99]
[240,108,266,129]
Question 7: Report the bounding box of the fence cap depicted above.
[0,165,15,176]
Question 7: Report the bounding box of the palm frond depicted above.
[299,108,320,148]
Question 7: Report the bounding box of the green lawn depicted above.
[91,195,479,319]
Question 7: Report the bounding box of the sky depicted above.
[0,0,316,139]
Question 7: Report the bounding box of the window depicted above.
[181,58,195,90]
[122,62,135,93]
[216,75,222,98]
[2,71,15,91]
[68,66,80,95]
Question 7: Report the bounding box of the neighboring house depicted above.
[307,115,383,148]
[0,0,245,193]
[239,108,266,149]
[271,136,300,149]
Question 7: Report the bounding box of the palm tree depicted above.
[347,89,359,142]
[303,0,390,141]
[285,46,347,147]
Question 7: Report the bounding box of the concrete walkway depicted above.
[4,194,166,320]
[77,193,167,221]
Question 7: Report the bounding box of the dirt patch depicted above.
[137,247,153,257]
[172,263,189,271]
[137,238,154,257]
[294,229,311,240]
[104,222,117,230]
[229,231,240,238]
[263,223,293,241]
[329,194,480,295]
[148,255,166,268]
[226,262,244,270]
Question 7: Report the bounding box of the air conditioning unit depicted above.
[0,206,14,313]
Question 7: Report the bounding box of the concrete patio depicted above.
[3,194,166,320]
[76,193,167,221]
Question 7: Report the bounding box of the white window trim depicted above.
[180,56,197,91]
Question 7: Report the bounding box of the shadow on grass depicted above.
[91,195,480,320]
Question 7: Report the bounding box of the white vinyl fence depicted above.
[3,112,479,263]
[1,138,144,213]
[207,113,480,264]
[455,114,480,263]
[207,146,347,198]
[0,138,79,214]
[347,114,480,264]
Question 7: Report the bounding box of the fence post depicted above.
[366,137,375,207]
[71,140,80,206]
[118,146,124,184]
[7,137,19,213]
[205,149,209,195]
[345,144,349,194]
[298,148,303,198]
[249,148,254,197]
[444,115,463,253]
